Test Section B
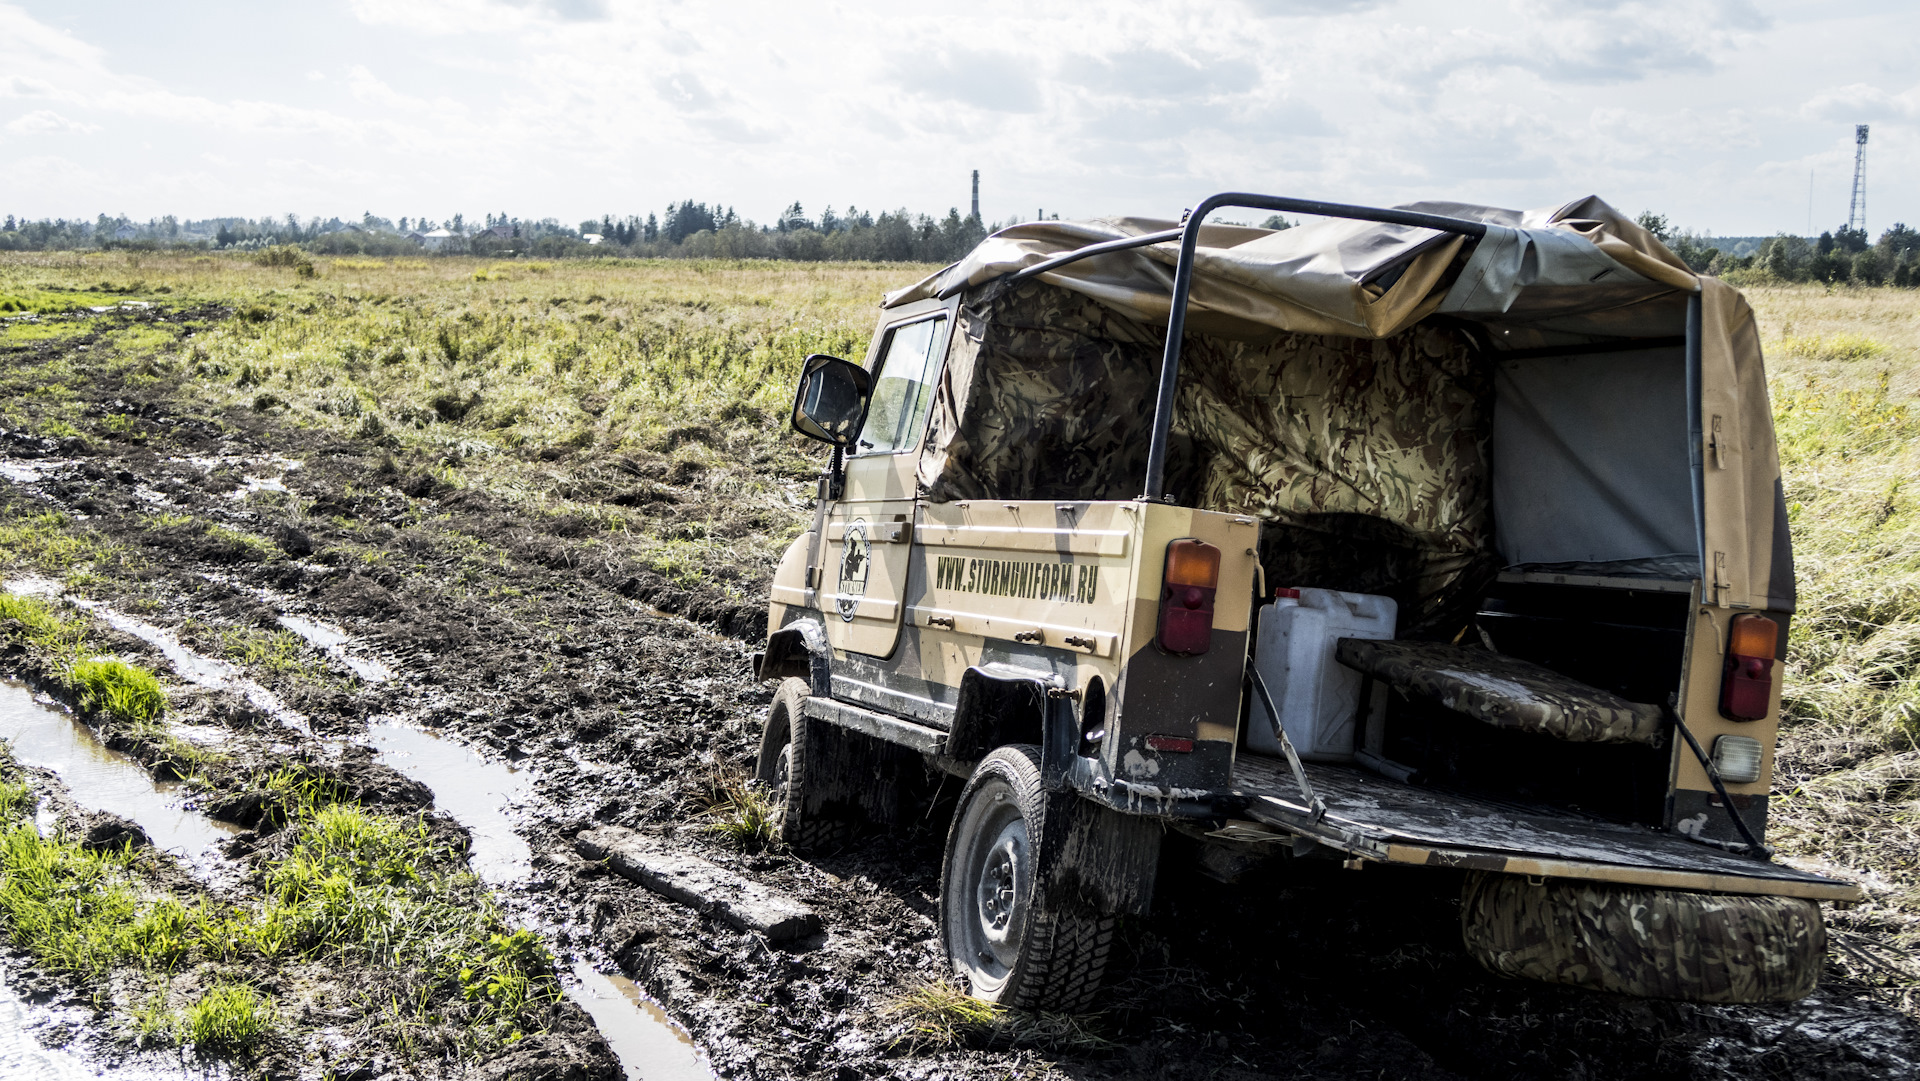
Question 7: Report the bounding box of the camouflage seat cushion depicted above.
[1334,638,1667,746]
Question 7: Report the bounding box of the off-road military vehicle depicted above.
[755,192,1859,1010]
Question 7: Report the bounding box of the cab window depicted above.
[858,316,948,455]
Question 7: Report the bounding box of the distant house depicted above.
[414,229,456,252]
[479,224,514,240]
[582,233,604,245]
[113,224,138,241]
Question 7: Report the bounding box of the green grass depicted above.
[1747,285,1920,1010]
[1778,332,1889,363]
[700,769,781,849]
[0,251,919,602]
[0,510,120,572]
[69,657,167,724]
[0,592,89,659]
[215,626,320,678]
[0,755,562,1062]
[180,982,276,1052]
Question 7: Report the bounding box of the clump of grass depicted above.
[216,627,317,677]
[882,983,1004,1050]
[180,982,276,1052]
[880,982,1116,1053]
[0,823,146,976]
[68,657,167,724]
[0,509,117,571]
[0,592,89,659]
[699,768,781,849]
[256,782,560,1048]
[0,780,31,819]
[1778,332,1888,362]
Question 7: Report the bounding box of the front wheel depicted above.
[939,745,1119,1012]
[754,678,854,852]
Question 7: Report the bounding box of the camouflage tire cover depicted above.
[1336,638,1667,746]
[1460,872,1824,1003]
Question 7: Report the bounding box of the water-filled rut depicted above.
[366,719,712,1081]
[0,584,713,1081]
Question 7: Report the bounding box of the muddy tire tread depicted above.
[758,678,860,854]
[942,744,1120,1013]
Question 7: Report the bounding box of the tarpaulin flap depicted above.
[1493,347,1695,571]
[885,196,1694,340]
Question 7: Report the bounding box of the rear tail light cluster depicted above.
[1157,539,1220,655]
[1720,613,1779,721]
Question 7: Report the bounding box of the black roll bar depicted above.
[1140,193,1492,501]
[1003,227,1185,286]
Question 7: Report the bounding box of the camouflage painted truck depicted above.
[753,192,1860,1009]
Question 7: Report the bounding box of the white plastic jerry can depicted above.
[1248,587,1397,762]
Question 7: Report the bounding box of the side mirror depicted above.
[790,354,872,447]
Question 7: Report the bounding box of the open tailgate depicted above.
[1231,756,1862,902]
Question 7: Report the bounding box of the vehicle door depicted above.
[823,298,954,657]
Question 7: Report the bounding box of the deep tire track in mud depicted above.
[3,306,1918,1080]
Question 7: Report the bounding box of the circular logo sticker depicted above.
[836,519,870,622]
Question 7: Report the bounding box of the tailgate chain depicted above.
[1246,667,1327,822]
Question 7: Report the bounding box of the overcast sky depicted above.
[2,0,1915,237]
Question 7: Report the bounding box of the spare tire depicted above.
[1460,872,1825,1003]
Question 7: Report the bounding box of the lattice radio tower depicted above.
[1848,124,1869,234]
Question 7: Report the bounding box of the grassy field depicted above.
[0,252,1917,1066]
[1742,285,1920,1006]
[0,251,924,605]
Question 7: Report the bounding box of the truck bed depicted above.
[1229,753,1861,902]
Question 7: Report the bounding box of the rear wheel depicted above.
[940,745,1118,1012]
[754,678,855,852]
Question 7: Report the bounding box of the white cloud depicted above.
[1799,83,1920,123]
[5,108,97,134]
[0,0,1913,235]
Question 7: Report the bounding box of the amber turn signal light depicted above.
[1157,539,1220,655]
[1720,613,1779,721]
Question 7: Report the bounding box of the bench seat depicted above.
[1334,638,1667,747]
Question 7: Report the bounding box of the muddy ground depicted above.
[3,304,1918,1080]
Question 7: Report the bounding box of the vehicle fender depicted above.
[948,663,1078,790]
[757,618,831,694]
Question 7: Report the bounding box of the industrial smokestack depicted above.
[971,170,979,220]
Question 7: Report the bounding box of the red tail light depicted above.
[1157,539,1220,655]
[1720,613,1778,721]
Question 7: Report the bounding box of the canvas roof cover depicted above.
[886,196,1792,612]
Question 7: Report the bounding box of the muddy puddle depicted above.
[0,680,237,863]
[367,719,532,884]
[0,970,97,1081]
[276,614,393,683]
[566,964,713,1081]
[365,720,712,1079]
[64,599,308,735]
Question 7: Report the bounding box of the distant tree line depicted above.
[561,201,993,263]
[0,201,996,264]
[1635,211,1920,287]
